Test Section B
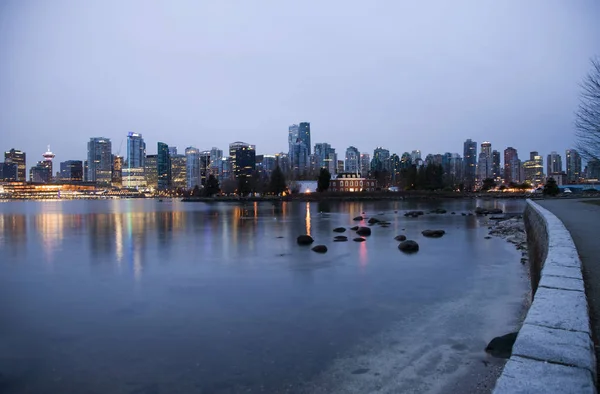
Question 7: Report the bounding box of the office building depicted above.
[298,122,311,155]
[157,142,171,190]
[566,149,582,183]
[360,153,371,175]
[504,147,518,183]
[0,162,18,181]
[112,156,123,187]
[29,161,52,183]
[523,151,544,186]
[145,155,158,190]
[171,154,187,189]
[122,167,146,189]
[168,146,178,157]
[185,147,201,189]
[337,160,345,174]
[345,146,360,174]
[87,138,112,185]
[492,150,501,179]
[126,132,146,169]
[200,151,211,185]
[372,147,390,172]
[4,149,26,181]
[229,141,256,179]
[59,160,83,182]
[41,146,55,181]
[410,150,421,163]
[477,142,493,183]
[463,139,477,190]
[546,151,562,177]
[209,147,223,175]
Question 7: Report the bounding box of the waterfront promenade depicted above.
[537,199,600,380]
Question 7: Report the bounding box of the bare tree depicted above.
[575,58,600,161]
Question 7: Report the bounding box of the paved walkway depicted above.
[537,198,600,380]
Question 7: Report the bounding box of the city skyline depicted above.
[1,1,600,167]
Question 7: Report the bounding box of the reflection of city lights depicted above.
[115,213,123,266]
[305,202,311,235]
[359,240,368,268]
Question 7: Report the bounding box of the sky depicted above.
[1,0,599,167]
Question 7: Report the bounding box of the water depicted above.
[0,199,529,394]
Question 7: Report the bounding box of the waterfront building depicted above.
[345,146,360,174]
[170,154,187,189]
[29,161,52,183]
[144,155,158,190]
[4,149,26,181]
[87,137,112,186]
[504,147,518,184]
[157,142,171,191]
[360,153,371,175]
[60,160,83,182]
[547,152,562,176]
[0,161,18,181]
[185,147,201,189]
[566,149,582,183]
[121,167,146,189]
[330,173,377,192]
[112,156,123,187]
[126,132,146,169]
[463,139,477,190]
[229,141,256,179]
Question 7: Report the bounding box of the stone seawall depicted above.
[493,200,597,393]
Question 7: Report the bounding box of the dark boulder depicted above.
[297,235,314,245]
[353,216,364,221]
[484,236,492,239]
[333,227,346,233]
[353,237,366,242]
[432,208,447,214]
[404,210,424,218]
[311,245,328,253]
[398,240,419,253]
[334,235,348,241]
[368,217,380,224]
[356,227,372,236]
[488,208,503,214]
[394,235,407,241]
[350,226,359,231]
[451,212,456,215]
[485,332,518,359]
[422,229,446,238]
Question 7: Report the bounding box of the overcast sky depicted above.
[1,0,599,166]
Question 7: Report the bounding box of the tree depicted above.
[269,166,287,195]
[575,58,600,161]
[481,178,497,191]
[317,168,331,192]
[237,176,252,196]
[204,174,220,196]
[191,185,201,197]
[543,177,560,196]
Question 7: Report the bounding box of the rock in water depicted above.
[350,226,359,231]
[398,240,419,253]
[485,332,518,359]
[367,217,380,224]
[421,229,446,238]
[394,235,407,241]
[353,216,364,221]
[356,227,372,236]
[297,235,314,245]
[311,245,328,253]
[333,235,348,241]
[333,227,346,233]
[353,237,366,242]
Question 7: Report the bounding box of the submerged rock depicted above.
[422,229,446,238]
[311,245,328,253]
[333,235,348,241]
[297,235,314,245]
[404,210,424,218]
[485,332,518,359]
[353,216,364,221]
[368,217,380,224]
[353,237,366,242]
[356,227,372,236]
[398,240,419,253]
[394,235,407,241]
[333,227,346,233]
[350,226,359,231]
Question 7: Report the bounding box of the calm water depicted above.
[0,199,528,394]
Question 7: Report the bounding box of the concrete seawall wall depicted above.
[493,200,597,393]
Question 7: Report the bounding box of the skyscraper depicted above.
[298,122,311,155]
[4,149,26,181]
[345,146,360,174]
[360,153,371,175]
[209,147,223,175]
[185,147,201,189]
[170,154,187,189]
[504,147,518,184]
[463,139,477,190]
[410,150,421,163]
[126,132,146,169]
[566,149,582,183]
[200,151,211,184]
[42,146,55,180]
[372,147,390,172]
[0,162,17,181]
[229,142,256,179]
[546,151,562,176]
[145,155,158,190]
[112,156,123,187]
[157,142,171,190]
[492,150,501,179]
[87,137,112,185]
[477,142,493,182]
[523,151,544,186]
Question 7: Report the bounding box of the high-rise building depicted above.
[547,152,563,176]
[523,151,544,186]
[200,151,211,184]
[261,155,277,178]
[275,153,290,175]
[390,153,401,184]
[492,150,501,179]
[566,149,582,183]
[586,159,600,180]
[157,142,172,190]
[60,160,83,182]
[126,132,146,169]
[360,153,371,175]
[477,142,493,182]
[145,155,158,190]
[504,147,518,184]
[229,142,256,179]
[314,143,334,169]
[168,146,178,157]
[29,162,52,183]
[463,139,477,190]
[290,140,309,178]
[410,150,421,163]
[42,146,55,181]
[345,146,360,174]
[4,149,26,181]
[112,156,123,187]
[337,160,345,174]
[400,152,412,168]
[209,147,223,175]
[0,161,18,181]
[298,122,311,155]
[170,154,187,189]
[122,167,146,189]
[87,137,112,185]
[372,147,390,172]
[185,147,201,189]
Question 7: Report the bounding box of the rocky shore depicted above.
[486,217,528,265]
